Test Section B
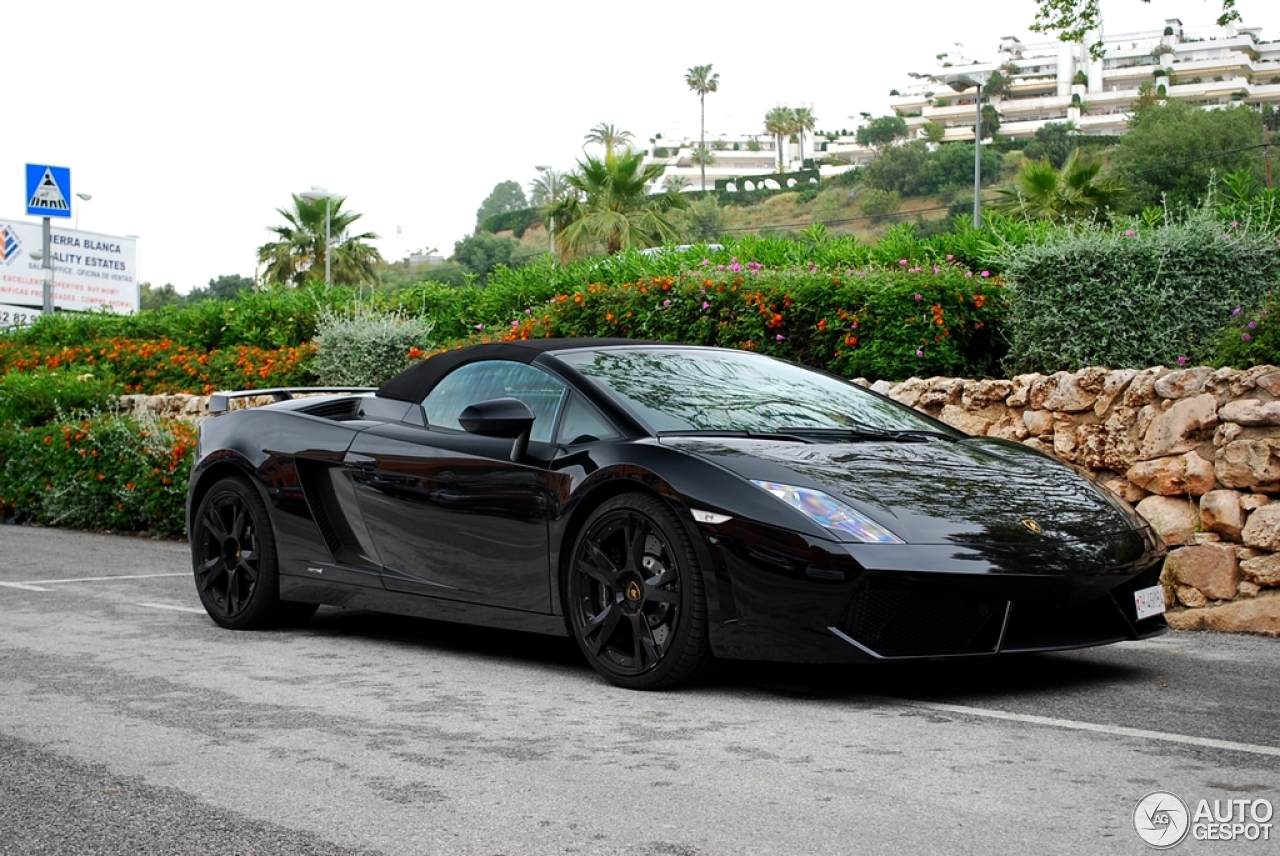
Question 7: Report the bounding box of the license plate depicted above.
[1134,585,1166,620]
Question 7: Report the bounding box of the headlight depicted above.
[751,480,903,544]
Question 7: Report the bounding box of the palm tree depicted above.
[257,195,382,287]
[992,149,1127,222]
[685,64,720,191]
[793,106,817,166]
[584,123,634,156]
[764,106,796,172]
[528,168,570,207]
[545,150,688,258]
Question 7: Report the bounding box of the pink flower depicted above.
[702,301,710,310]
[914,293,923,301]
[915,349,924,357]
[1177,355,1188,366]
[1233,307,1242,315]
[663,299,671,307]
[899,259,909,266]
[1243,333,1253,342]
[511,320,518,327]
[775,334,785,341]
[981,271,990,278]
[474,324,484,330]
[1249,321,1258,329]
[1124,229,1135,237]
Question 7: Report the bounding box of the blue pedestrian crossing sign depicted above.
[26,164,72,218]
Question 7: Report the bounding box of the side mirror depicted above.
[458,398,535,462]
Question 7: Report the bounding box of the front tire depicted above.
[191,476,317,630]
[566,494,712,689]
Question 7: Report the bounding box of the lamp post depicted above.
[535,165,556,265]
[75,192,92,231]
[946,74,984,227]
[299,188,342,287]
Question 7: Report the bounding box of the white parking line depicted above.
[36,573,189,584]
[0,581,53,592]
[898,699,1280,759]
[137,602,207,615]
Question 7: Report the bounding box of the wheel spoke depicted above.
[201,506,229,542]
[624,515,648,575]
[630,613,661,670]
[578,541,620,587]
[582,604,622,655]
[231,503,248,540]
[645,588,679,606]
[239,549,258,564]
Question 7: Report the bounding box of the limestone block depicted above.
[961,379,1012,409]
[1140,394,1219,460]
[1031,369,1106,413]
[1121,367,1168,408]
[1214,422,1244,447]
[1165,592,1280,636]
[1135,495,1201,547]
[1199,490,1245,540]
[988,410,1029,442]
[889,377,928,408]
[1175,584,1208,608]
[1102,406,1142,471]
[1219,399,1280,426]
[1241,504,1280,550]
[1240,554,1280,587]
[1006,374,1042,408]
[1154,367,1213,400]
[1164,543,1239,600]
[1215,439,1280,493]
[870,380,894,396]
[1103,477,1149,504]
[1191,532,1221,544]
[1255,370,1280,397]
[1240,494,1271,511]
[1073,423,1109,470]
[919,378,964,407]
[938,404,991,436]
[1239,581,1262,598]
[1094,369,1138,417]
[1126,451,1215,497]
[1023,410,1055,437]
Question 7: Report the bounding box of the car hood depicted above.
[661,435,1145,547]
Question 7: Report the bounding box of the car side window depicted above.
[557,394,619,446]
[423,361,567,444]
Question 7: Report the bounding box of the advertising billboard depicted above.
[0,218,138,314]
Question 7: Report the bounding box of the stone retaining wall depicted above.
[121,367,1280,636]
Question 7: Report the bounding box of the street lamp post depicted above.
[75,192,92,231]
[946,74,984,227]
[299,188,342,287]
[535,165,556,265]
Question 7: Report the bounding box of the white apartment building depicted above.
[891,18,1280,141]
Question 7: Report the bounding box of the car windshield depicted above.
[555,347,948,436]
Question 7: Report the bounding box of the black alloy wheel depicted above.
[191,476,316,630]
[567,494,712,690]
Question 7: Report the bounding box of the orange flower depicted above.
[816,319,827,332]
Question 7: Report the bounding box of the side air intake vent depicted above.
[299,398,362,421]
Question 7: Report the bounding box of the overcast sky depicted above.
[4,0,1278,292]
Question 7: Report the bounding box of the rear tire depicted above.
[566,494,713,689]
[190,476,318,629]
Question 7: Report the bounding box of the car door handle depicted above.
[343,452,377,469]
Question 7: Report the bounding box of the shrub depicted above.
[312,311,436,386]
[1003,214,1280,373]
[0,412,194,537]
[0,370,118,426]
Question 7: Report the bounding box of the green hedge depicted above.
[1004,214,1280,373]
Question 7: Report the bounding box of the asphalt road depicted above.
[1,525,1278,856]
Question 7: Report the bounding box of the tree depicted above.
[545,150,688,258]
[1112,100,1264,211]
[678,195,728,243]
[992,149,1127,221]
[139,282,183,311]
[793,106,818,166]
[452,232,532,284]
[584,123,634,156]
[257,195,383,288]
[981,104,1002,140]
[187,274,254,304]
[685,64,720,191]
[922,121,946,144]
[862,141,933,197]
[764,106,797,172]
[1030,0,1239,59]
[856,115,909,150]
[475,180,528,227]
[1023,122,1080,169]
[925,143,1005,195]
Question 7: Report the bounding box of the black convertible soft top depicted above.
[375,338,654,403]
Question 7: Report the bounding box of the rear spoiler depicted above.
[207,387,376,416]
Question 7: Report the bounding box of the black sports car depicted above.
[188,339,1167,689]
